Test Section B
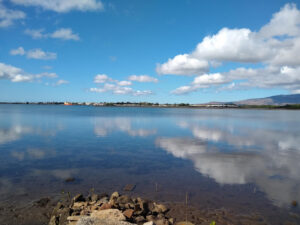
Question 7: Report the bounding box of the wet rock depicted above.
[291,200,298,207]
[65,177,75,183]
[73,194,85,203]
[35,197,50,207]
[123,209,134,219]
[91,209,126,221]
[123,184,136,192]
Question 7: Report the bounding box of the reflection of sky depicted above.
[156,118,300,206]
[1,105,300,209]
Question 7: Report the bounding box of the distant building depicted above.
[64,102,72,106]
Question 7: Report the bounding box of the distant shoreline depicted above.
[1,102,300,109]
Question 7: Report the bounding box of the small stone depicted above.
[91,194,99,202]
[91,209,126,221]
[135,216,146,223]
[73,194,85,202]
[144,222,155,225]
[123,184,136,192]
[48,215,58,225]
[117,195,131,204]
[67,216,82,221]
[123,209,134,219]
[73,202,87,209]
[99,203,112,210]
[146,215,155,221]
[153,204,168,214]
[91,205,99,211]
[109,192,119,205]
[168,218,174,224]
[154,219,169,225]
[175,222,195,225]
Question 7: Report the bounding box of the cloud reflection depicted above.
[93,117,156,137]
[156,123,300,206]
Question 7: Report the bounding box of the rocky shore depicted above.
[49,192,182,225]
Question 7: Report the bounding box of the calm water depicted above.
[0,104,300,222]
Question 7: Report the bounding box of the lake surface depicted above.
[0,104,300,224]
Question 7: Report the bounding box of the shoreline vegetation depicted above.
[1,102,300,109]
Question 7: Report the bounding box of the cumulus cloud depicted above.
[10,0,104,13]
[0,62,58,82]
[24,28,80,41]
[0,2,25,27]
[10,47,25,55]
[128,75,158,83]
[91,74,153,96]
[50,28,80,40]
[157,3,300,94]
[10,47,57,60]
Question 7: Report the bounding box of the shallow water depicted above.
[0,104,300,223]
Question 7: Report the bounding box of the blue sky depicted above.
[1,0,300,103]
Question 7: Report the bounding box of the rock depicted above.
[67,216,82,221]
[168,218,174,225]
[146,215,155,222]
[49,215,58,225]
[135,216,146,223]
[154,219,169,225]
[123,209,134,219]
[123,184,136,192]
[109,192,119,205]
[35,197,50,207]
[292,200,298,207]
[98,197,109,205]
[117,195,131,204]
[77,217,135,225]
[144,222,155,225]
[99,203,112,210]
[174,222,194,225]
[73,202,88,209]
[91,194,99,202]
[73,194,85,203]
[153,204,168,214]
[91,209,126,221]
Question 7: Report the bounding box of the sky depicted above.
[1,0,300,103]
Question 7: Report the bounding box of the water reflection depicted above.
[156,121,300,206]
[93,117,157,137]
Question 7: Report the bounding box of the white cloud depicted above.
[94,74,113,83]
[156,3,300,94]
[27,48,57,60]
[55,79,69,86]
[0,62,58,82]
[128,75,158,83]
[24,29,45,39]
[118,80,132,86]
[156,54,209,75]
[24,28,80,41]
[50,28,80,41]
[10,0,104,13]
[0,2,25,27]
[10,47,57,60]
[10,47,25,55]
